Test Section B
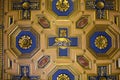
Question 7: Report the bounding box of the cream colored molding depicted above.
[118,58,120,68]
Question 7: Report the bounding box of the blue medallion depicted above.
[90,32,112,54]
[52,0,73,16]
[52,69,74,80]
[16,31,36,54]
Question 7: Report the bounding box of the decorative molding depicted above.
[0,28,3,79]
[86,25,119,58]
[88,66,117,80]
[37,15,50,28]
[11,0,40,19]
[45,0,80,19]
[9,27,40,58]
[118,58,120,68]
[48,66,79,80]
[90,31,111,53]
[48,28,78,57]
[85,0,116,19]
[12,66,40,80]
[77,55,90,69]
[38,55,50,68]
[52,0,73,16]
[76,16,88,29]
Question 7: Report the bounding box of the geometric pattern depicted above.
[77,55,90,69]
[12,0,40,19]
[88,66,117,80]
[9,27,40,58]
[86,0,116,19]
[38,55,50,68]
[86,24,119,59]
[12,66,40,80]
[16,31,36,54]
[2,0,120,79]
[52,69,74,80]
[38,15,50,28]
[76,16,88,29]
[52,0,73,16]
[90,31,112,54]
[48,28,78,56]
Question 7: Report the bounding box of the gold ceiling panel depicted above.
[1,0,120,80]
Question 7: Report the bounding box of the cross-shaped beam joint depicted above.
[48,28,78,56]
[12,0,40,19]
[89,66,117,80]
[86,0,116,19]
[12,66,40,80]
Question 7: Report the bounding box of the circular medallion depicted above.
[18,35,32,49]
[52,0,73,16]
[94,35,108,49]
[22,2,30,9]
[96,1,105,9]
[90,32,112,53]
[56,0,70,12]
[57,74,70,80]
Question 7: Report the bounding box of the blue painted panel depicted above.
[52,69,74,80]
[52,0,73,16]
[90,32,112,54]
[48,37,56,46]
[21,66,30,76]
[59,48,68,56]
[69,37,78,46]
[16,31,36,54]
[48,28,78,57]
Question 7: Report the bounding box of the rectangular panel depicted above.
[118,58,120,68]
[0,27,3,79]
[118,16,120,29]
[7,58,12,69]
[0,0,4,25]
[114,16,119,26]
[8,16,13,26]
